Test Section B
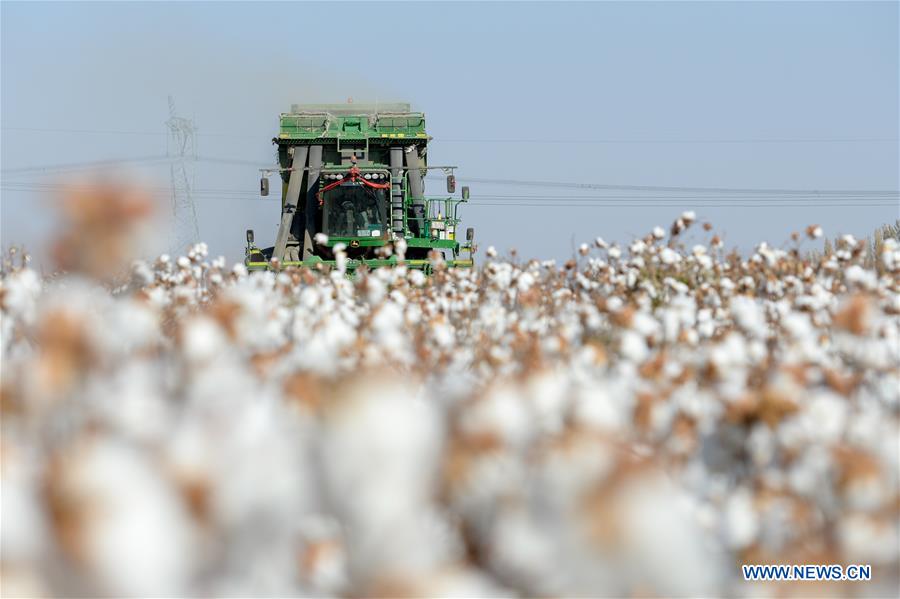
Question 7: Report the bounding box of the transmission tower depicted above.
[166,96,200,254]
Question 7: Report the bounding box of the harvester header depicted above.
[246,103,474,273]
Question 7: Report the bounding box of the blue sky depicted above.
[2,1,898,264]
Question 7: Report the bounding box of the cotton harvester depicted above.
[245,103,475,272]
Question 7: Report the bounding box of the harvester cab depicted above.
[245,103,475,273]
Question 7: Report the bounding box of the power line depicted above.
[467,202,897,209]
[3,184,895,209]
[441,177,899,196]
[471,194,899,201]
[0,155,173,175]
[5,181,898,202]
[0,126,258,139]
[0,155,270,176]
[3,126,896,145]
[438,137,899,145]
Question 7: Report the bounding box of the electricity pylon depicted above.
[166,96,199,254]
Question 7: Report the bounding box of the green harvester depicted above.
[245,103,475,272]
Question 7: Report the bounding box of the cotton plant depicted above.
[2,188,899,597]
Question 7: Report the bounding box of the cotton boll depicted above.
[48,438,194,596]
[838,513,899,564]
[459,384,534,451]
[181,316,228,364]
[722,488,759,549]
[319,379,453,585]
[730,295,768,338]
[408,269,426,287]
[516,271,535,292]
[573,380,634,433]
[613,474,724,596]
[660,247,680,265]
[620,330,649,363]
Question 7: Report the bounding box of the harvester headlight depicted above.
[364,173,372,180]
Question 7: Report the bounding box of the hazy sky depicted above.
[2,1,898,265]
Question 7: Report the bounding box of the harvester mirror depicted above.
[466,227,475,242]
[461,186,470,200]
[446,174,456,194]
[246,229,255,244]
[260,176,269,196]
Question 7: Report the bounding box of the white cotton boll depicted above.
[844,264,877,289]
[747,423,775,466]
[611,473,724,596]
[630,240,647,255]
[364,276,386,304]
[2,268,42,323]
[606,296,623,312]
[803,392,848,443]
[131,260,154,286]
[232,262,248,277]
[626,268,638,289]
[730,295,768,338]
[607,246,621,260]
[838,514,899,564]
[781,311,812,340]
[461,384,534,450]
[314,232,330,245]
[620,330,648,362]
[574,380,633,433]
[631,310,659,338]
[525,371,570,435]
[660,247,680,265]
[681,210,696,223]
[578,243,590,256]
[486,246,498,258]
[692,245,707,256]
[595,236,608,249]
[1,448,48,564]
[181,316,227,364]
[394,237,407,259]
[652,226,666,239]
[881,239,899,270]
[59,439,194,596]
[723,488,759,549]
[90,363,172,444]
[431,320,455,349]
[319,380,453,581]
[408,269,426,287]
[212,399,311,545]
[176,256,191,269]
[516,271,535,292]
[696,254,713,270]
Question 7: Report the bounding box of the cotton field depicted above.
[2,188,899,597]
